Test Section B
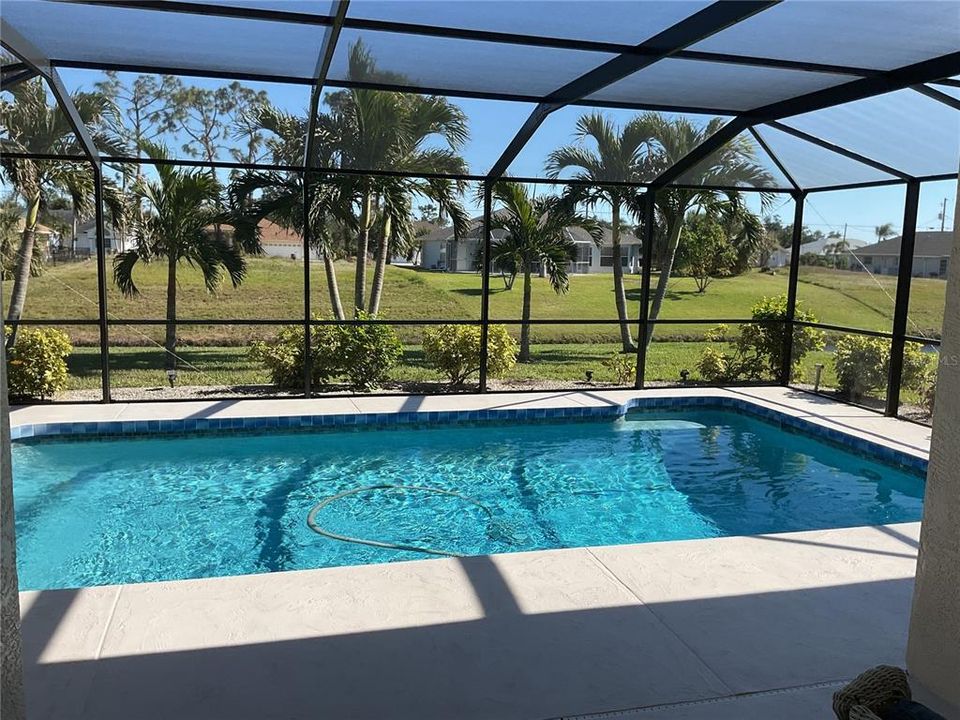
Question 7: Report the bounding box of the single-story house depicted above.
[420,215,643,274]
[258,219,304,260]
[851,231,953,278]
[72,219,119,255]
[764,235,868,269]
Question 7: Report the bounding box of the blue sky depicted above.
[42,69,958,244]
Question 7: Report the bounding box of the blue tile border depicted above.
[10,395,927,475]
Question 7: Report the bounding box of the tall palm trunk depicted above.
[646,220,684,348]
[323,251,346,321]
[610,201,635,352]
[1,309,26,720]
[354,190,373,313]
[519,260,533,362]
[368,215,392,316]
[4,195,41,351]
[164,253,178,372]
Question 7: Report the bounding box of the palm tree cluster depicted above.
[549,113,773,351]
[232,42,470,320]
[2,43,775,371]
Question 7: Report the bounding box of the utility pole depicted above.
[941,197,948,232]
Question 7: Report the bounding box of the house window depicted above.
[940,257,949,277]
[600,247,628,267]
[575,244,592,265]
[862,256,872,265]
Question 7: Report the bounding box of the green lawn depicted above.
[64,341,729,391]
[8,257,946,347]
[9,256,944,401]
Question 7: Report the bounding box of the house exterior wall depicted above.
[421,238,641,274]
[73,226,117,254]
[857,254,949,278]
[261,244,303,260]
[907,197,960,714]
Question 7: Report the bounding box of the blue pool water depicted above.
[12,410,925,590]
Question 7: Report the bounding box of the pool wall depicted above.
[10,395,928,475]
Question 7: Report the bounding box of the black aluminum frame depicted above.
[1,0,957,424]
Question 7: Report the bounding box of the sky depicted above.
[13,67,959,245]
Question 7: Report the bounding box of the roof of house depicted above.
[853,231,954,257]
[257,219,300,247]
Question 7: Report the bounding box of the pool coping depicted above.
[10,388,929,474]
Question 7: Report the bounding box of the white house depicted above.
[419,216,643,275]
[764,235,868,269]
[257,220,305,260]
[72,219,119,255]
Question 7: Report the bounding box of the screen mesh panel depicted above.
[753,125,897,189]
[778,90,960,178]
[689,1,960,72]
[346,0,713,45]
[588,59,855,113]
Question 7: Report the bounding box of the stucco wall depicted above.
[906,184,960,712]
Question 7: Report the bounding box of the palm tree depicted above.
[231,104,356,320]
[638,114,773,346]
[323,41,470,315]
[113,143,259,372]
[875,223,895,241]
[489,182,602,362]
[0,78,121,349]
[545,112,648,351]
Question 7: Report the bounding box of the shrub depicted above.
[834,335,885,398]
[249,325,309,389]
[249,313,402,391]
[423,324,517,386]
[603,352,636,385]
[696,295,825,383]
[337,313,403,391]
[833,337,929,400]
[4,326,72,400]
[697,346,730,383]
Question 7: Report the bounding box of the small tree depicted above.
[676,213,736,293]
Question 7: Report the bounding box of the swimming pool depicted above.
[12,407,925,591]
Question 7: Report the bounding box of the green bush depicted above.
[337,313,403,391]
[249,325,309,389]
[697,295,825,383]
[4,326,72,400]
[834,336,929,400]
[603,352,637,385]
[249,314,402,391]
[423,324,517,386]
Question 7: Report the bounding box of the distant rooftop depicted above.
[854,231,955,257]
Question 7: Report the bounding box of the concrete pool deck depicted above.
[12,388,932,719]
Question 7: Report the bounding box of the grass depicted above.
[63,341,724,391]
[10,256,943,403]
[9,257,947,347]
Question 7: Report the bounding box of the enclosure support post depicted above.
[478,180,493,392]
[302,173,312,398]
[94,167,111,402]
[886,180,921,416]
[781,191,805,385]
[635,189,655,389]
